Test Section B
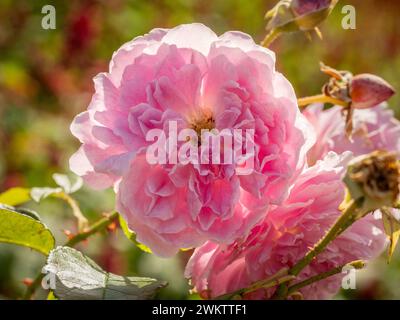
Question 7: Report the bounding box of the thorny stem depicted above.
[298,94,349,108]
[21,273,45,300]
[215,268,295,300]
[53,192,89,232]
[287,260,366,296]
[290,200,362,276]
[215,199,366,300]
[22,211,119,300]
[65,211,119,247]
[243,275,296,296]
[273,198,365,299]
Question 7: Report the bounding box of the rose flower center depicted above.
[188,110,215,145]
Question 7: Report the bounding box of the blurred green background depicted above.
[0,0,399,300]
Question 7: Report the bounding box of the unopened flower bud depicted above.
[350,74,395,109]
[265,0,338,33]
[292,0,332,16]
[319,64,396,138]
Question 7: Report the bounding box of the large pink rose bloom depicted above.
[70,24,313,256]
[303,103,400,165]
[185,153,386,299]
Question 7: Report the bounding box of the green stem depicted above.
[53,192,89,232]
[22,211,119,300]
[244,275,296,295]
[215,200,365,300]
[298,94,349,108]
[65,211,119,247]
[287,260,365,295]
[273,199,364,299]
[215,270,295,300]
[21,273,45,300]
[290,200,361,276]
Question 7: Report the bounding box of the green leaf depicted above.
[119,214,152,253]
[382,208,400,263]
[0,187,31,206]
[11,206,41,221]
[0,206,55,255]
[45,247,167,300]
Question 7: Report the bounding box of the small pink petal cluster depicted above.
[185,153,387,299]
[70,24,313,256]
[303,103,400,164]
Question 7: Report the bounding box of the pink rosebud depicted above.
[350,74,395,109]
[265,0,338,33]
[292,0,332,16]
